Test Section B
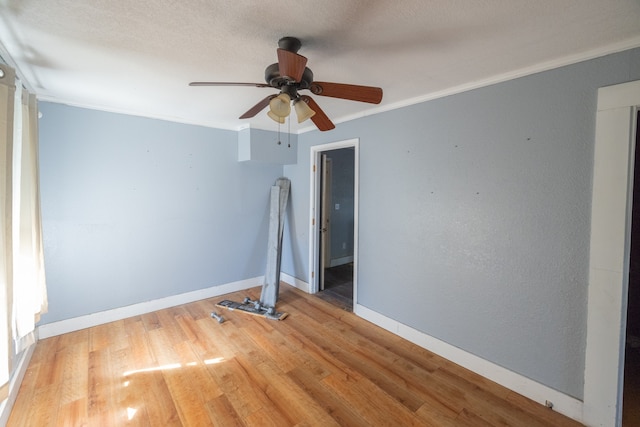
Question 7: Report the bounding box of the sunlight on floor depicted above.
[122,357,226,377]
[127,407,137,420]
[120,358,226,421]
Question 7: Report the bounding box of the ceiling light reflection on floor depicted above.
[123,363,182,377]
[122,358,226,377]
[204,357,225,365]
[127,407,137,420]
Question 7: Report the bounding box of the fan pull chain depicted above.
[277,121,281,145]
[288,116,291,148]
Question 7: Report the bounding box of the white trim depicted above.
[0,343,36,425]
[584,79,640,427]
[24,39,640,134]
[309,139,359,310]
[298,37,640,134]
[37,276,263,339]
[354,304,584,424]
[281,273,311,294]
[598,81,640,112]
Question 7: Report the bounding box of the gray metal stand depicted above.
[260,177,290,308]
[214,178,291,322]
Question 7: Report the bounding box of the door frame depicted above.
[584,79,640,426]
[309,138,359,306]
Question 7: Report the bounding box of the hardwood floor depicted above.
[8,284,583,426]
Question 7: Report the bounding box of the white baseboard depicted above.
[329,256,354,268]
[0,343,36,425]
[354,304,584,424]
[281,273,310,293]
[37,276,264,339]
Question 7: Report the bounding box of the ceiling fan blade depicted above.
[300,95,335,131]
[240,95,277,119]
[309,81,383,104]
[189,82,271,88]
[277,49,307,82]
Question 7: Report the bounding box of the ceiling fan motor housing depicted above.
[264,63,313,91]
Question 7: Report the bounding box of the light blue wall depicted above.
[238,127,298,164]
[38,104,283,323]
[36,48,640,400]
[282,48,640,399]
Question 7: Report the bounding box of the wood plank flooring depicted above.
[8,284,583,426]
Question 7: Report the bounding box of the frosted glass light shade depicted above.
[269,93,291,118]
[267,110,285,123]
[294,99,316,123]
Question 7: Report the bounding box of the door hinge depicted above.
[313,164,316,172]
[311,271,315,278]
[312,218,315,226]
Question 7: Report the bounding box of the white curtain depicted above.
[0,63,48,401]
[11,78,47,352]
[0,64,16,401]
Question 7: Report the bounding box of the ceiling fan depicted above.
[189,37,383,131]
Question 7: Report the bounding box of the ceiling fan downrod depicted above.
[277,36,302,53]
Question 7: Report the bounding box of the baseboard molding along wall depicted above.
[281,273,311,293]
[284,276,584,423]
[354,303,584,424]
[282,274,585,423]
[37,276,265,339]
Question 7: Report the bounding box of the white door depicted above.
[319,154,332,291]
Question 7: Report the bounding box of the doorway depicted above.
[584,79,640,427]
[309,139,359,311]
[623,110,640,425]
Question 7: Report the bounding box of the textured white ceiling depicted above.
[1,0,640,132]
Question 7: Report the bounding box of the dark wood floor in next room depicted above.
[316,262,354,312]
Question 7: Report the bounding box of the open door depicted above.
[319,154,332,291]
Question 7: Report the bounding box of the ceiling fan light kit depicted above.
[190,37,383,131]
[267,110,285,124]
[293,98,316,123]
[269,93,292,118]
